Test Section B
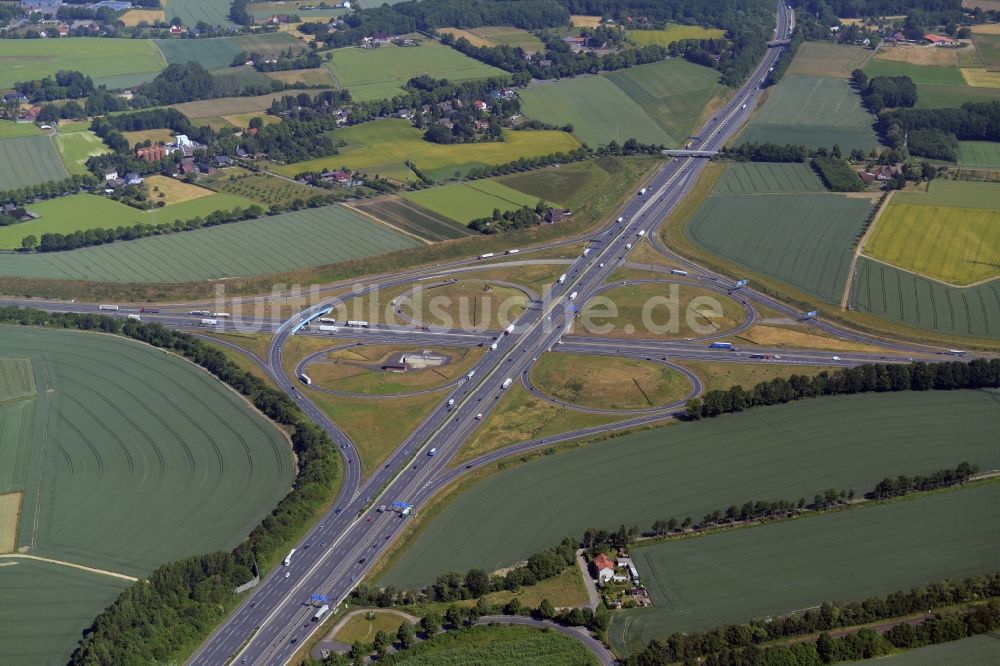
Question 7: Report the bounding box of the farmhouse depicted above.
[545,208,568,223]
[591,553,616,583]
[924,33,959,47]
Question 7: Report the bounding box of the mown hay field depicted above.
[711,162,824,195]
[0,38,165,88]
[865,202,1000,285]
[275,119,580,182]
[326,42,506,102]
[738,75,879,153]
[381,389,1000,588]
[850,258,1000,338]
[0,136,68,190]
[0,204,419,282]
[787,42,872,78]
[627,25,725,46]
[401,179,543,223]
[611,482,1000,654]
[686,179,874,302]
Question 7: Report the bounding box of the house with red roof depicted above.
[924,33,959,47]
[590,553,616,583]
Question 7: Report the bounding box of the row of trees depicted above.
[0,174,98,207]
[812,156,864,192]
[0,308,339,665]
[869,462,979,499]
[685,359,1000,420]
[624,571,1000,665]
[24,204,264,253]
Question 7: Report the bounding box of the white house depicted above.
[591,554,616,583]
[104,170,119,181]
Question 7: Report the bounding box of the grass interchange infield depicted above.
[380,389,1000,588]
[0,326,294,664]
[611,481,1000,654]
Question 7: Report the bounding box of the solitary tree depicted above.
[397,621,415,649]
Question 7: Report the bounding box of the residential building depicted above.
[591,553,616,583]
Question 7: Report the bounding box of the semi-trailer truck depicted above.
[312,605,330,622]
[670,269,689,276]
[504,324,515,335]
[299,373,312,385]
[501,377,513,389]
[127,314,141,321]
[568,291,578,301]
[319,325,339,332]
[212,312,231,318]
[200,318,219,326]
[98,304,119,311]
[557,274,567,284]
[318,317,337,324]
[283,548,296,566]
[478,252,494,260]
[190,310,209,316]
[583,248,592,257]
[505,249,520,255]
[346,320,369,328]
[709,342,734,350]
[466,369,476,380]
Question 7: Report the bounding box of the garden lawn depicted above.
[326,42,506,102]
[0,204,419,282]
[738,75,879,153]
[401,180,543,223]
[276,119,580,182]
[381,389,1000,588]
[611,482,1000,653]
[0,38,165,89]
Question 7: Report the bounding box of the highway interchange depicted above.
[0,4,988,664]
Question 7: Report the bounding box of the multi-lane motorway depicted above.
[0,4,980,663]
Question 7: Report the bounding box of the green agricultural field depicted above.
[786,42,872,78]
[878,632,1000,665]
[0,357,34,404]
[468,26,545,50]
[738,75,879,153]
[349,196,474,242]
[166,0,235,27]
[401,180,543,223]
[711,162,824,195]
[850,258,1000,338]
[686,184,874,302]
[381,389,1000,588]
[248,1,348,19]
[0,136,68,190]
[156,33,299,70]
[0,204,419,282]
[327,42,506,102]
[957,140,1000,166]
[173,89,305,118]
[52,130,110,175]
[863,58,967,85]
[894,179,1000,209]
[498,160,614,209]
[611,482,1000,653]
[520,76,675,147]
[865,202,1000,285]
[915,83,1000,108]
[628,25,725,46]
[379,624,599,666]
[276,119,580,182]
[0,559,130,666]
[0,122,42,139]
[0,38,165,89]
[972,32,1000,68]
[0,192,256,249]
[604,58,726,147]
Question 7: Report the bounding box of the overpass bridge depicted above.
[768,38,791,46]
[662,149,718,158]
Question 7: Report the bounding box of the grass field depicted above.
[401,180,543,223]
[498,160,612,209]
[349,196,474,242]
[958,140,1000,166]
[0,38,165,89]
[440,26,545,51]
[0,122,42,139]
[0,192,256,249]
[249,1,348,19]
[712,162,824,195]
[627,25,725,47]
[482,564,589,608]
[334,610,414,644]
[382,389,1000,588]
[0,136,68,190]
[865,202,1000,285]
[0,559,130,666]
[611,482,1000,653]
[156,33,299,70]
[326,42,506,102]
[521,76,675,147]
[391,279,528,329]
[676,360,841,392]
[529,353,691,409]
[166,0,234,27]
[172,88,312,118]
[880,632,1000,664]
[894,179,1000,209]
[379,624,599,665]
[276,119,580,182]
[52,131,110,175]
[580,282,745,339]
[786,42,872,78]
[120,8,165,26]
[264,67,338,86]
[961,67,1000,86]
[306,345,485,395]
[914,82,1000,107]
[863,58,967,85]
[0,492,19,553]
[972,32,1000,69]
[0,204,419,282]
[122,128,174,146]
[874,43,965,68]
[145,175,215,205]
[0,357,35,404]
[850,258,1000,338]
[687,173,875,302]
[198,167,322,207]
[738,75,879,153]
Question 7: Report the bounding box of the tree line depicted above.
[0,174,98,208]
[685,359,1000,420]
[869,462,979,500]
[624,571,1000,665]
[879,100,1000,161]
[812,155,864,192]
[0,307,340,665]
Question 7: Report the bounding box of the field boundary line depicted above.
[859,252,1000,289]
[843,190,892,308]
[342,203,433,245]
[0,553,138,581]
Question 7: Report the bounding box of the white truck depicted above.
[625,243,632,250]
[346,320,369,328]
[617,216,624,223]
[505,249,520,255]
[466,369,476,380]
[447,398,455,408]
[318,317,337,324]
[637,230,646,237]
[98,304,119,311]
[501,378,513,389]
[428,448,437,456]
[504,324,515,336]
[478,252,494,260]
[670,269,689,276]
[299,373,312,385]
[283,548,296,566]
[557,274,567,285]
[127,314,141,321]
[190,310,210,316]
[200,318,219,326]
[319,325,339,333]
[212,312,231,319]
[583,248,592,257]
[312,605,330,622]
[568,291,578,301]
[639,187,647,195]
[490,342,498,350]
